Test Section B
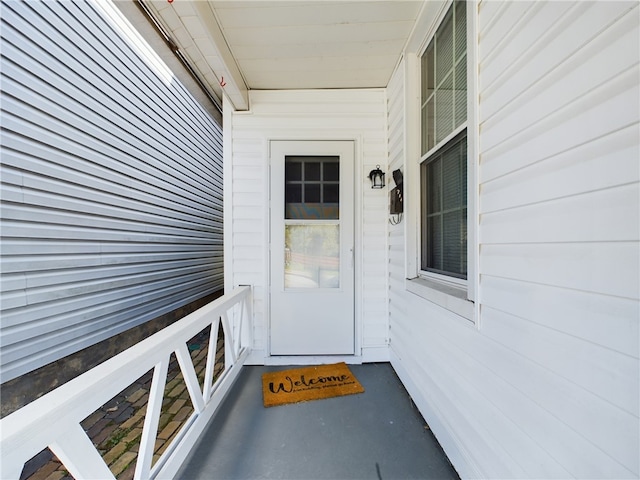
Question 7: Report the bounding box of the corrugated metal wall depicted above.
[0,0,224,383]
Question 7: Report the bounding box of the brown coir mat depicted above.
[262,362,365,407]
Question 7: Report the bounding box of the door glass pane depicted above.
[305,162,321,181]
[324,162,339,181]
[285,225,340,289]
[285,184,302,203]
[285,162,302,181]
[324,184,339,203]
[305,184,321,203]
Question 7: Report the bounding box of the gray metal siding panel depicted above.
[0,0,223,382]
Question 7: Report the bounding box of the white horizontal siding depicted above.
[479,1,639,180]
[0,0,223,382]
[230,89,388,356]
[389,1,639,478]
[386,56,407,337]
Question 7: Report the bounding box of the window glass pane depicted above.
[427,215,442,270]
[285,184,302,204]
[324,184,339,203]
[422,104,429,155]
[427,159,441,214]
[422,43,434,99]
[421,42,436,155]
[443,210,463,274]
[454,56,467,129]
[442,147,462,211]
[461,162,468,205]
[460,139,468,205]
[435,8,454,86]
[461,207,468,274]
[305,162,321,181]
[324,162,339,181]
[305,184,321,203]
[286,162,302,181]
[422,97,435,155]
[285,225,340,289]
[455,0,467,59]
[435,72,454,145]
[285,204,339,220]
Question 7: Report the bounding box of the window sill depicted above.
[406,277,475,322]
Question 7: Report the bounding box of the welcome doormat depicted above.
[262,362,364,407]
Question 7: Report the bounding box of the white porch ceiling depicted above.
[141,1,425,110]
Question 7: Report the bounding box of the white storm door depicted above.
[270,141,355,355]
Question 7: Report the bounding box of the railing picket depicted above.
[134,359,169,480]
[175,343,205,414]
[203,318,221,401]
[49,423,115,479]
[221,310,236,366]
[235,300,245,358]
[243,292,253,349]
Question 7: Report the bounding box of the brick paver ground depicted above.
[19,325,224,480]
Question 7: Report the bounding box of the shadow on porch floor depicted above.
[177,363,459,480]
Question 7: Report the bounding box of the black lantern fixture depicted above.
[368,165,385,189]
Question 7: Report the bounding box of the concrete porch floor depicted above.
[177,363,459,480]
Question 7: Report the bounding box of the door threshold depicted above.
[263,355,363,366]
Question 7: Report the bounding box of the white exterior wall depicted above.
[0,1,224,382]
[388,1,639,478]
[227,89,389,362]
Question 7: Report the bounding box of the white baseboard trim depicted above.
[360,345,390,362]
[245,346,390,366]
[245,349,267,365]
[263,355,364,366]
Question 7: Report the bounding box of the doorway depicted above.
[269,141,355,355]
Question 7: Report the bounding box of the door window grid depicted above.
[285,156,339,220]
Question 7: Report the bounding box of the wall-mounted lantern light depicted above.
[368,165,385,189]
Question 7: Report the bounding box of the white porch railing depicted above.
[0,285,252,480]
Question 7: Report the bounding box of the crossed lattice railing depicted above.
[0,285,252,480]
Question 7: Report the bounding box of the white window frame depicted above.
[404,0,478,323]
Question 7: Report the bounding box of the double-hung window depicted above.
[420,0,468,284]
